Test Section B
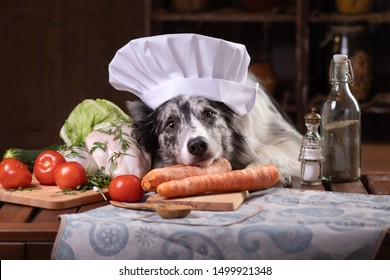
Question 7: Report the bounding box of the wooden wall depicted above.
[0,0,146,156]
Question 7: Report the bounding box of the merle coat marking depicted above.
[127,87,302,180]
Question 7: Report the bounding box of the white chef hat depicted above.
[108,33,258,116]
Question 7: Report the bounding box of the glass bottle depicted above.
[321,54,361,182]
[299,108,323,185]
[329,24,372,101]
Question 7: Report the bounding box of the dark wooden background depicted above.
[1,0,390,159]
[0,0,145,156]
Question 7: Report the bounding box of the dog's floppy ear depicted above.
[126,100,158,153]
[126,100,152,124]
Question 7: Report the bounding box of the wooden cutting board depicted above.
[1,179,248,211]
[147,191,249,211]
[0,178,108,210]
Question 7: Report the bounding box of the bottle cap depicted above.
[331,54,354,85]
[333,54,348,62]
[304,108,321,124]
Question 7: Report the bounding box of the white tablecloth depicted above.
[51,188,390,260]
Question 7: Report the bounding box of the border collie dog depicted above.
[127,84,302,181]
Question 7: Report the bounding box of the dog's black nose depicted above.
[187,137,208,156]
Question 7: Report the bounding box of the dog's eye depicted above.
[203,110,214,119]
[166,120,176,129]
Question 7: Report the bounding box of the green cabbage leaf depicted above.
[59,99,131,146]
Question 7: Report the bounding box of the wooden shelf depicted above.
[152,9,295,23]
[152,10,390,24]
[310,11,390,23]
[146,0,390,135]
[361,93,390,114]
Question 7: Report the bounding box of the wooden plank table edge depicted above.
[1,174,389,259]
[0,223,59,242]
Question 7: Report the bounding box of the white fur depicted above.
[237,88,302,178]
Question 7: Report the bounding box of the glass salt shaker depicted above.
[299,108,323,185]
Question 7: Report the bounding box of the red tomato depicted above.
[33,150,66,185]
[54,162,87,189]
[108,175,144,202]
[0,158,32,189]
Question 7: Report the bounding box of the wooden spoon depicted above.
[109,200,192,219]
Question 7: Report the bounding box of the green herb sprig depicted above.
[60,168,111,195]
[6,187,42,192]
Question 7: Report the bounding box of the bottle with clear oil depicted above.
[299,108,323,185]
[321,54,361,182]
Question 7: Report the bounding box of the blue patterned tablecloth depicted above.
[51,188,390,260]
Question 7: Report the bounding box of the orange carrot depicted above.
[141,158,232,192]
[156,164,280,198]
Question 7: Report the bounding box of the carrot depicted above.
[141,158,232,192]
[156,164,280,198]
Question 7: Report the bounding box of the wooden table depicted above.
[1,173,389,260]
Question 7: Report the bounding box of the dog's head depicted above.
[127,95,244,167]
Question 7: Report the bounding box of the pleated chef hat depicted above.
[109,33,258,116]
